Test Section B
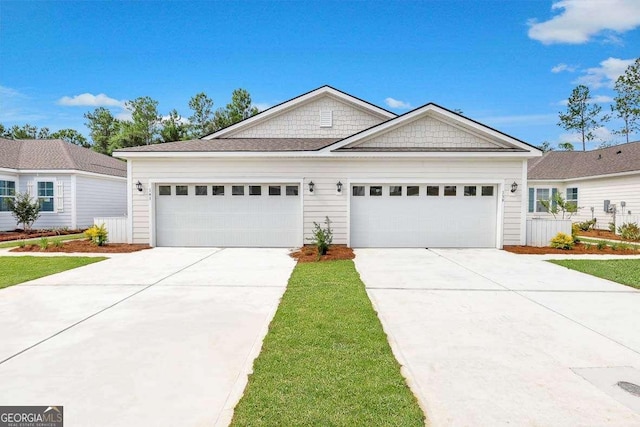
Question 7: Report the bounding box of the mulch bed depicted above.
[0,229,84,242]
[10,239,151,253]
[577,229,633,242]
[504,243,640,255]
[290,245,355,263]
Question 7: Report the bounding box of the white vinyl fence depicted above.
[526,219,572,247]
[94,217,128,243]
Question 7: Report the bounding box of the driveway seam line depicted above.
[429,249,640,357]
[0,248,226,366]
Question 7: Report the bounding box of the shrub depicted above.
[38,237,49,251]
[571,223,580,242]
[539,191,578,219]
[608,222,616,233]
[576,218,597,231]
[307,216,333,258]
[85,223,108,246]
[617,222,640,241]
[596,241,607,250]
[550,232,574,250]
[583,243,592,250]
[18,240,26,248]
[52,239,64,248]
[610,243,619,251]
[7,192,41,232]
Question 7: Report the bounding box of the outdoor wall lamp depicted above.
[510,181,518,193]
[136,181,143,192]
[308,181,315,193]
[336,181,343,193]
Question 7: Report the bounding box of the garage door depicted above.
[155,183,301,247]
[350,184,498,248]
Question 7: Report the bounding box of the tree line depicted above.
[0,88,259,155]
[546,58,640,152]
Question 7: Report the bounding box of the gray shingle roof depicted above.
[0,138,126,177]
[528,141,640,180]
[116,138,341,152]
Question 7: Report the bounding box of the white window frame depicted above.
[0,179,16,212]
[532,187,552,213]
[36,179,57,214]
[566,187,578,209]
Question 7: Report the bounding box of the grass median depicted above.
[231,260,425,426]
[549,259,640,289]
[0,256,106,289]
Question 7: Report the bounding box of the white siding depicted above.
[76,175,127,228]
[348,115,500,149]
[528,174,640,229]
[18,175,73,230]
[226,96,387,138]
[130,158,525,246]
[0,173,19,231]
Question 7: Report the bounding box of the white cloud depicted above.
[528,0,640,45]
[0,85,25,98]
[115,110,133,121]
[253,102,272,112]
[384,97,411,109]
[161,114,189,125]
[57,93,125,108]
[573,57,635,88]
[551,63,577,73]
[558,127,614,145]
[480,113,557,126]
[557,94,614,106]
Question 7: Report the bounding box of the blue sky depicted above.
[1,0,639,149]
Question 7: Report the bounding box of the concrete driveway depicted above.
[0,248,296,426]
[356,249,640,426]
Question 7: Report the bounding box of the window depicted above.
[370,186,382,196]
[175,185,188,196]
[566,187,578,209]
[249,185,262,196]
[444,185,457,196]
[426,186,439,196]
[0,180,16,211]
[529,188,552,212]
[159,185,171,196]
[37,181,54,211]
[389,186,402,196]
[481,186,494,196]
[269,185,281,196]
[352,185,365,196]
[212,185,225,196]
[407,186,419,196]
[195,185,207,196]
[464,186,477,196]
[232,185,244,196]
[286,185,299,196]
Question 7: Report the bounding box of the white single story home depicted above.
[115,86,541,248]
[527,141,640,229]
[0,138,127,231]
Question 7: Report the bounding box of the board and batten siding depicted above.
[75,175,127,228]
[528,174,640,229]
[130,157,525,246]
[18,174,73,229]
[225,97,387,138]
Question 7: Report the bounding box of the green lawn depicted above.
[578,237,640,249]
[549,259,640,289]
[231,260,425,426]
[0,256,106,289]
[0,233,86,249]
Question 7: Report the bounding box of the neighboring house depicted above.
[527,141,640,229]
[0,138,127,231]
[115,86,541,248]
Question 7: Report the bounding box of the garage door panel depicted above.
[156,184,300,247]
[351,184,497,248]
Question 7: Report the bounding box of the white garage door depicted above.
[155,183,301,247]
[350,184,498,248]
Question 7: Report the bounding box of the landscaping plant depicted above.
[576,218,597,231]
[307,216,333,257]
[38,237,49,251]
[617,222,640,241]
[550,232,574,250]
[85,223,109,246]
[540,191,577,219]
[597,241,607,251]
[7,192,41,232]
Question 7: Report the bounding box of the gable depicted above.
[223,95,389,139]
[344,115,504,150]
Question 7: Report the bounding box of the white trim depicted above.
[322,104,542,154]
[127,161,133,244]
[0,168,126,181]
[34,177,57,214]
[497,182,504,249]
[529,170,640,183]
[202,86,395,139]
[520,160,527,245]
[70,175,77,228]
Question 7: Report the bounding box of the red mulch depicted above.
[10,239,151,253]
[290,245,355,263]
[0,229,84,242]
[504,242,640,255]
[578,229,630,241]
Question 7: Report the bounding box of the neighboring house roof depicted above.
[118,138,341,152]
[528,141,640,180]
[0,138,126,177]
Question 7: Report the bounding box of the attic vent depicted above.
[617,150,622,154]
[320,110,333,128]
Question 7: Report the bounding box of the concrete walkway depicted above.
[356,248,640,426]
[0,248,296,426]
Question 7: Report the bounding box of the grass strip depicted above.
[549,259,640,289]
[578,237,640,248]
[0,233,86,249]
[0,256,106,289]
[231,260,425,426]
